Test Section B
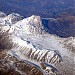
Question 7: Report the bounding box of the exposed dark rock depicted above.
[0,51,44,75]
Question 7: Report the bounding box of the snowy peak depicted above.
[26,15,43,28]
[0,14,44,35]
[0,13,23,25]
[14,15,44,35]
[0,11,6,18]
[4,13,23,25]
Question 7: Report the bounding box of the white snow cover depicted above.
[0,12,75,75]
[13,15,44,35]
[0,11,6,17]
[0,13,22,25]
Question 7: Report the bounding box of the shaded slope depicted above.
[42,14,75,37]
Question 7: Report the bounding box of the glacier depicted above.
[0,12,75,75]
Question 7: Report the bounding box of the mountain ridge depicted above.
[0,12,75,75]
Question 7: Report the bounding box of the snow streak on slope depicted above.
[0,12,75,75]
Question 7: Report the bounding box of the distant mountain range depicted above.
[42,14,75,37]
[0,0,75,18]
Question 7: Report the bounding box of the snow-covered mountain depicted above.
[0,12,75,75]
[0,0,74,18]
[0,11,6,17]
[13,15,44,35]
[0,12,23,25]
